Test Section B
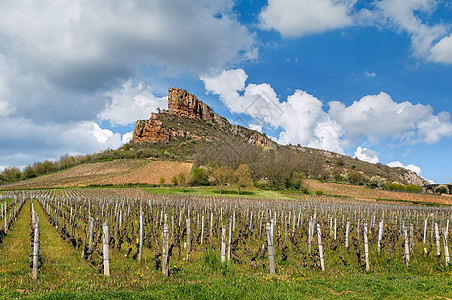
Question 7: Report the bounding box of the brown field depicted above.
[95,160,193,185]
[304,179,452,205]
[0,159,192,189]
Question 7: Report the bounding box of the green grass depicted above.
[142,186,294,199]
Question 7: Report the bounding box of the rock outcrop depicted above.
[167,87,214,121]
[133,87,276,148]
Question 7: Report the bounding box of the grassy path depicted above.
[0,200,31,297]
[0,200,100,298]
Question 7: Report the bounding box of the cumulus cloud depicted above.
[365,71,376,78]
[328,91,452,146]
[248,124,263,133]
[0,115,127,170]
[0,0,257,169]
[430,34,452,63]
[354,146,379,164]
[202,69,345,153]
[373,0,451,63]
[258,0,452,65]
[387,161,422,175]
[99,80,167,126]
[122,132,134,145]
[202,68,452,154]
[259,0,353,37]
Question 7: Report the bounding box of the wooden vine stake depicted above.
[403,225,410,267]
[227,216,233,261]
[266,222,275,274]
[363,222,370,272]
[201,215,204,245]
[435,223,441,259]
[103,222,110,276]
[138,213,143,262]
[162,222,169,276]
[32,215,40,280]
[186,218,191,261]
[423,218,428,244]
[221,226,226,263]
[317,223,325,271]
[88,217,94,251]
[377,220,384,254]
[345,221,350,249]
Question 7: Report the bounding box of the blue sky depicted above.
[0,0,451,183]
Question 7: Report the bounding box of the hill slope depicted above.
[0,159,192,189]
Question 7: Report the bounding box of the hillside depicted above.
[0,159,192,189]
[1,87,432,190]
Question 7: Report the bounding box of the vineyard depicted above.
[2,189,452,299]
[0,160,192,189]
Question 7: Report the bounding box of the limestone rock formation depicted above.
[133,87,277,149]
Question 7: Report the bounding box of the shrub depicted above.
[405,185,422,193]
[384,182,406,192]
[368,176,386,189]
[189,168,209,186]
[434,184,449,195]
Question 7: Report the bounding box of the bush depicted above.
[434,184,449,195]
[189,168,209,186]
[384,182,406,192]
[368,176,386,189]
[316,190,324,196]
[405,185,422,193]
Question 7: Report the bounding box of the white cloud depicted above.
[0,0,258,170]
[430,34,452,64]
[99,80,167,126]
[387,161,422,176]
[259,0,353,37]
[0,116,124,169]
[328,91,452,145]
[202,69,345,153]
[365,71,376,78]
[248,124,262,133]
[354,146,379,164]
[202,68,452,154]
[122,132,133,144]
[375,0,451,63]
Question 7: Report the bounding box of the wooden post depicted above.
[162,223,169,276]
[186,218,191,261]
[364,222,370,272]
[334,218,337,240]
[266,223,275,274]
[227,216,233,261]
[403,226,409,267]
[435,223,441,258]
[88,217,94,251]
[210,212,213,238]
[378,220,384,254]
[221,226,226,263]
[345,221,350,249]
[103,222,110,276]
[201,215,204,245]
[32,216,40,280]
[317,223,325,271]
[423,218,428,244]
[308,218,313,255]
[138,213,143,261]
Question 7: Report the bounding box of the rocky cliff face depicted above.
[167,87,214,121]
[133,87,276,148]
